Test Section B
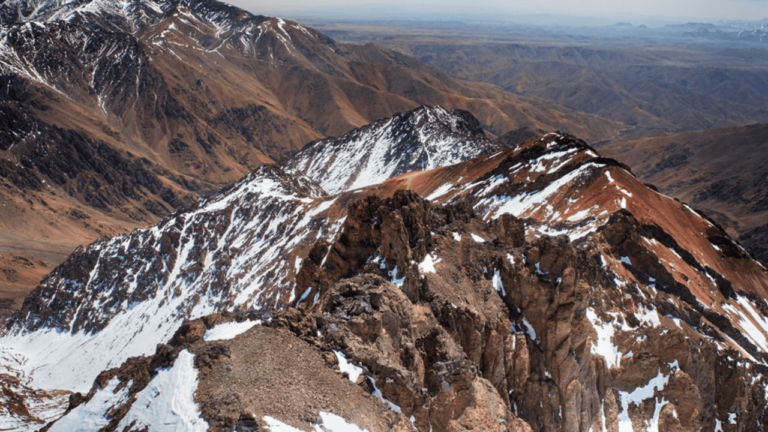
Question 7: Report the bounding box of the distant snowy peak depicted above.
[285,106,498,195]
[0,0,267,32]
[0,0,333,82]
[0,0,164,27]
[0,0,314,42]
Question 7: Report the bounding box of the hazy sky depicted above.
[226,0,768,24]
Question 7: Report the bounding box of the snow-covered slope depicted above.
[0,0,253,30]
[285,106,499,194]
[3,118,768,430]
[0,165,342,395]
[49,349,208,432]
[0,349,69,430]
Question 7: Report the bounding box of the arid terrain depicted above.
[0,1,626,308]
[600,123,768,265]
[309,19,768,136]
[306,18,768,265]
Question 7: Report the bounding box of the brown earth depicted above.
[312,21,768,137]
[599,123,768,265]
[195,324,414,432]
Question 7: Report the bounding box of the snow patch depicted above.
[492,269,506,296]
[728,413,737,424]
[617,363,677,432]
[204,320,261,342]
[334,351,363,383]
[368,377,402,414]
[426,183,454,201]
[635,305,661,328]
[470,233,485,243]
[49,377,130,432]
[263,411,370,432]
[522,318,538,342]
[388,266,406,288]
[318,411,370,432]
[480,163,602,220]
[567,208,591,222]
[418,253,441,274]
[723,297,768,353]
[587,308,621,369]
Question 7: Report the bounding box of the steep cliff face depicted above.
[2,117,768,430]
[290,184,768,431]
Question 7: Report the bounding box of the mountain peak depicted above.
[1,163,338,392]
[0,0,267,30]
[285,105,498,195]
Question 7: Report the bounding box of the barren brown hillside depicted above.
[600,123,768,265]
[0,0,625,307]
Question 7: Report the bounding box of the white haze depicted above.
[226,0,768,26]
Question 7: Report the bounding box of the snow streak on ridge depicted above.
[286,106,498,194]
[1,165,339,392]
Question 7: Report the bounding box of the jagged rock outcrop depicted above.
[50,180,768,430]
[3,127,768,431]
[290,187,768,431]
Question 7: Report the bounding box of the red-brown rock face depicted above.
[8,131,768,431]
[290,165,768,431]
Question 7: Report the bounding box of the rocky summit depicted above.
[0,104,766,431]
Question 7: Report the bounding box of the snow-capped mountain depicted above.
[2,1,767,431]
[683,21,768,43]
[1,165,342,397]
[0,106,501,429]
[293,132,768,430]
[419,133,768,364]
[0,0,623,303]
[0,107,496,401]
[285,106,499,194]
[0,0,265,31]
[2,109,768,430]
